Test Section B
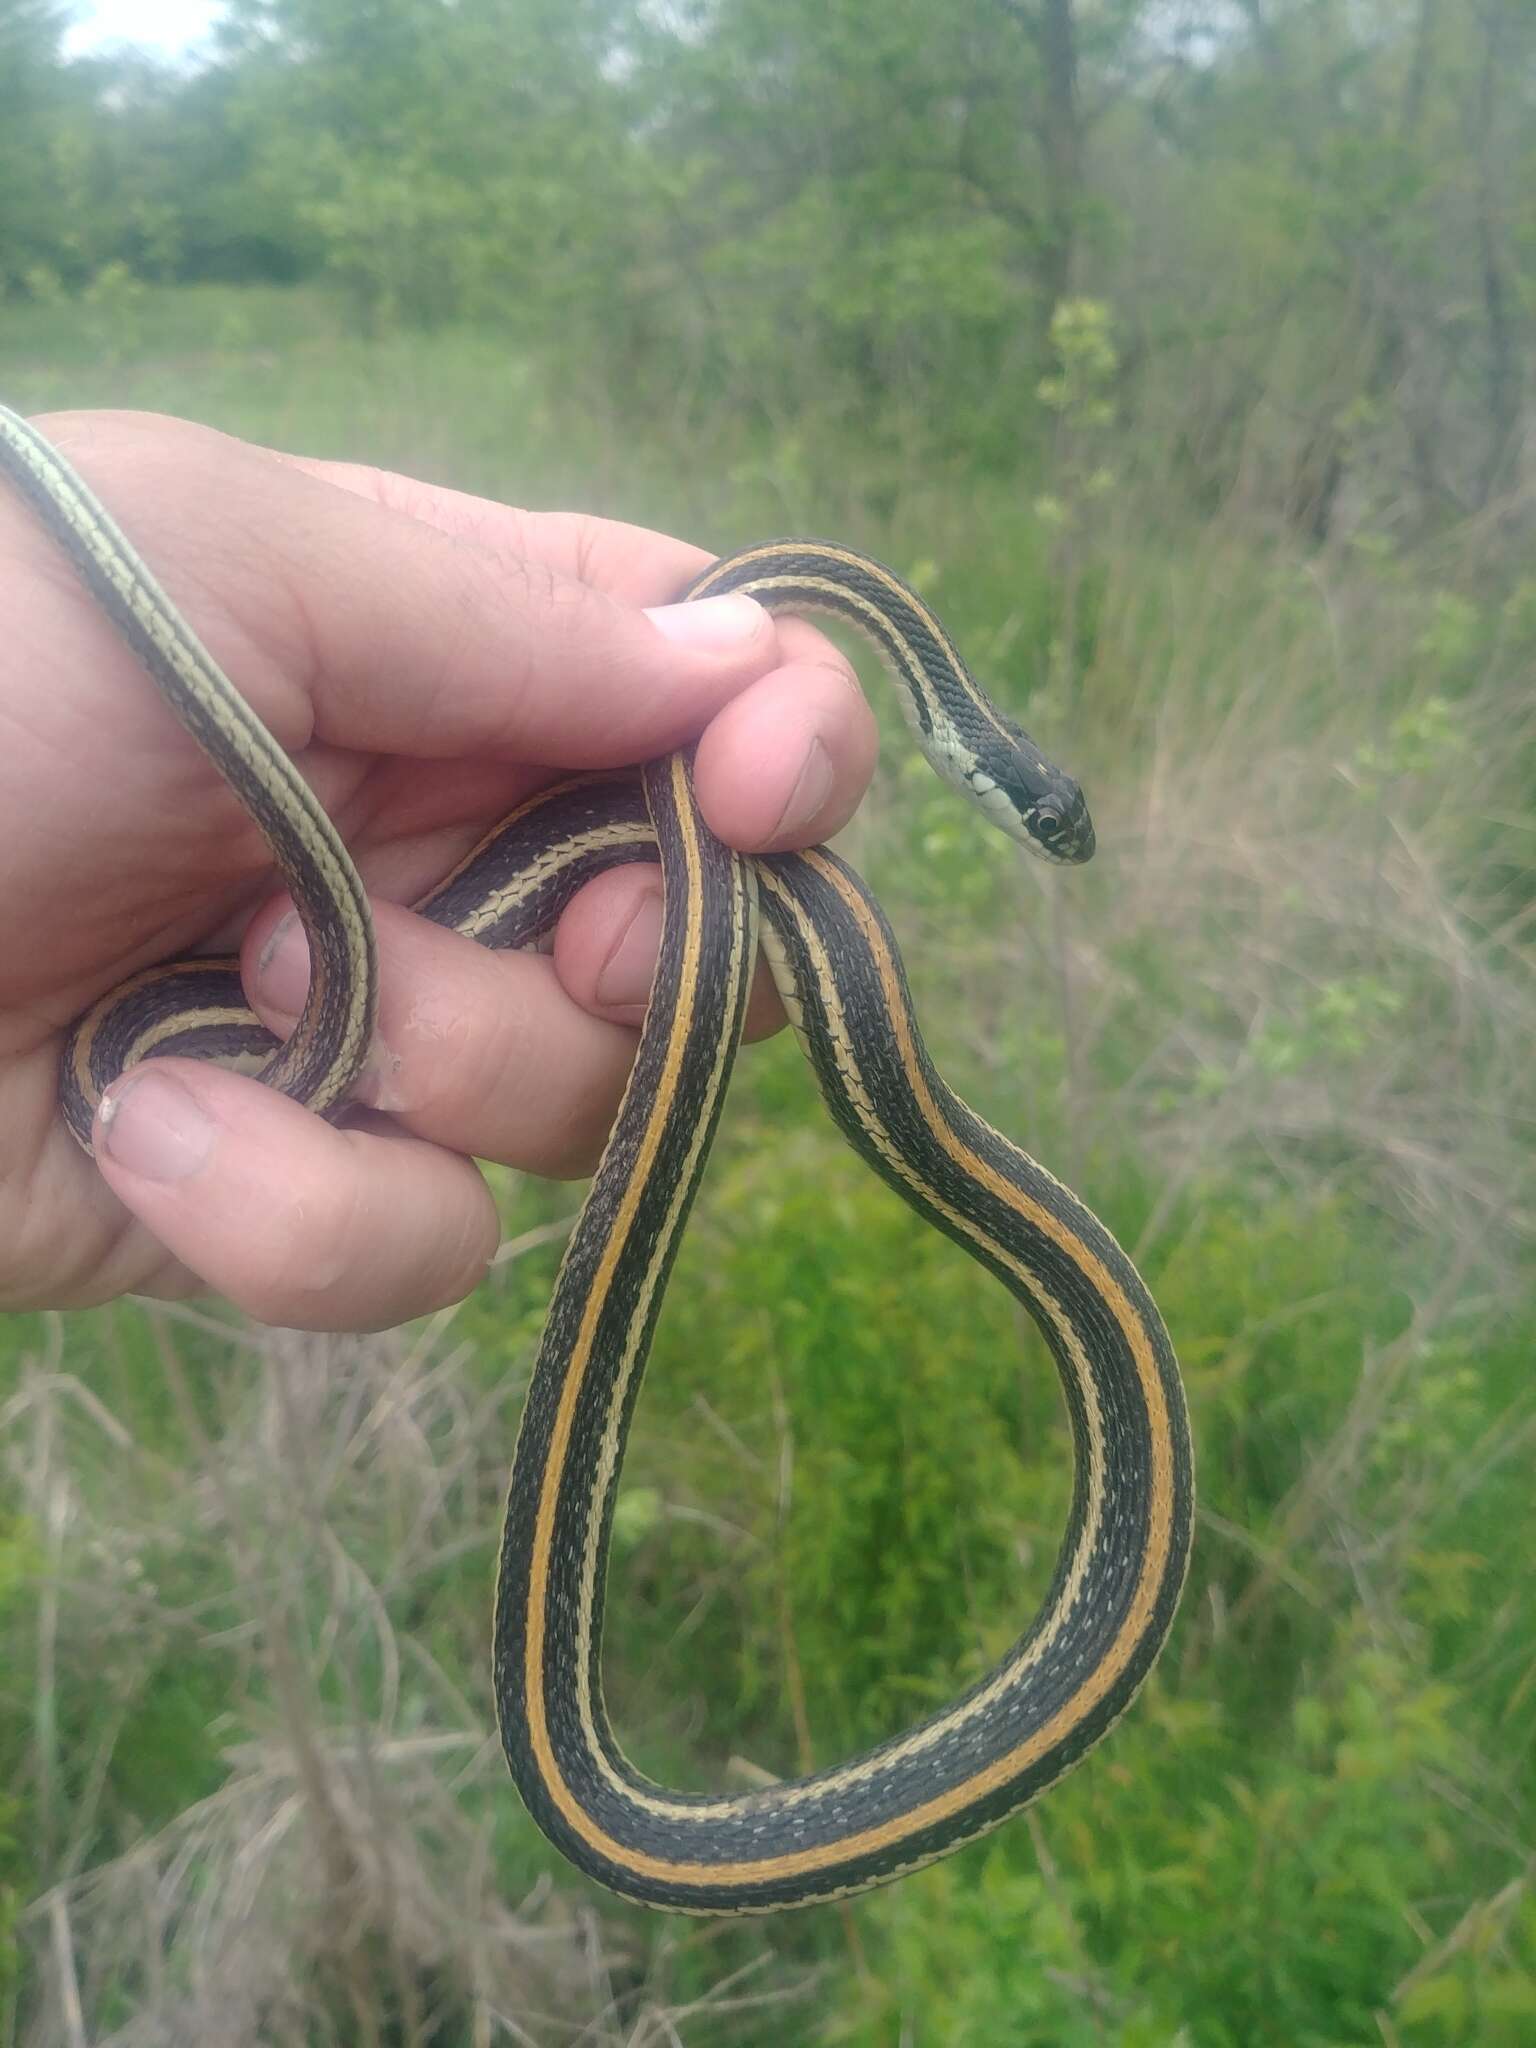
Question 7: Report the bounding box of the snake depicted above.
[0,402,1192,1913]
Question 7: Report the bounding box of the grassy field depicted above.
[3,286,1535,2046]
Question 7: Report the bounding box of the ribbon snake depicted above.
[1,402,1192,1913]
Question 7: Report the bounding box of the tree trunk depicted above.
[1035,0,1081,329]
[997,0,1083,339]
[1473,0,1522,506]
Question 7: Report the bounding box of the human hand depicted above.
[0,411,876,1326]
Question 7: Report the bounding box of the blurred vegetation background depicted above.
[3,0,1536,2041]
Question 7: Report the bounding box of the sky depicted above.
[64,1,226,60]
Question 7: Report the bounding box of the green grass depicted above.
[3,286,1534,2046]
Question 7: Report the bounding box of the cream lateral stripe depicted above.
[528,1463,1166,1891]
[554,848,1107,1825]
[1,403,376,1126]
[0,411,359,888]
[567,838,758,1809]
[799,849,1172,1396]
[418,775,640,901]
[64,813,660,1135]
[747,864,1112,1784]
[68,959,236,1098]
[521,754,717,1810]
[118,1007,260,1064]
[438,821,655,939]
[690,543,1018,749]
[759,845,1182,1863]
[727,574,948,730]
[691,541,970,675]
[794,849,1182,1644]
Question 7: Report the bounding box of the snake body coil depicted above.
[1,402,1192,1913]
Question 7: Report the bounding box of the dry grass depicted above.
[7,1287,818,2045]
[1091,532,1535,1266]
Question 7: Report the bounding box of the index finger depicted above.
[276,456,716,605]
[35,411,784,770]
[280,457,858,677]
[277,451,876,851]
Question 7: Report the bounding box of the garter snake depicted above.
[1,402,1192,1914]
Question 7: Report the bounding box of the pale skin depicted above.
[0,411,878,1329]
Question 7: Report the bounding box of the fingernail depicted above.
[98,1069,215,1181]
[645,593,765,648]
[595,888,664,1015]
[254,911,308,1016]
[774,737,834,839]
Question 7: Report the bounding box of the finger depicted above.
[304,620,875,884]
[93,1060,500,1332]
[277,462,718,605]
[244,896,643,1177]
[36,411,783,767]
[280,461,865,708]
[692,653,878,852]
[551,864,786,1042]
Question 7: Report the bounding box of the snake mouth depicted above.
[1060,806,1096,864]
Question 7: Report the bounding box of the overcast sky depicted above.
[64,1,225,59]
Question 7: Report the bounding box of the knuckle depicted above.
[444,958,630,1180]
[509,1092,620,1180]
[42,410,217,504]
[432,1195,500,1307]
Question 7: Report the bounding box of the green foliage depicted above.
[1037,297,1118,429]
[1352,694,1469,796]
[8,0,1533,518]
[5,0,1536,2028]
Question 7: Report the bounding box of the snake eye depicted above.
[1034,810,1064,840]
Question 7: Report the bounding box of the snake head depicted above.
[1017,778,1095,864]
[966,741,1096,865]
